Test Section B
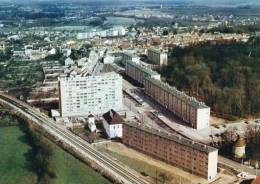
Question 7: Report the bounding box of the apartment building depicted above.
[144,77,210,129]
[77,26,126,40]
[121,51,139,66]
[147,48,168,66]
[125,60,161,86]
[122,121,218,180]
[59,72,123,117]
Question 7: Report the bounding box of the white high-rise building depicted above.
[59,72,123,117]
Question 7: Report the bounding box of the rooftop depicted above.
[148,48,166,54]
[124,121,217,154]
[88,114,94,118]
[147,77,209,109]
[103,109,123,125]
[126,60,160,77]
[59,71,120,82]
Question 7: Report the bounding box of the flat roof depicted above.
[146,77,209,109]
[126,60,160,77]
[124,121,217,154]
[59,71,120,81]
[148,48,166,54]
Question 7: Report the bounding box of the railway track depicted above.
[0,93,149,184]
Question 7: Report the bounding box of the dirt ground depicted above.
[210,116,229,126]
[94,141,238,184]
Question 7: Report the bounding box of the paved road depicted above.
[219,156,259,176]
[0,93,149,184]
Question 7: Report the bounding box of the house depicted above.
[103,55,115,64]
[102,109,123,139]
[65,57,75,66]
[77,57,87,66]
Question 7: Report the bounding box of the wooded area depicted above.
[161,38,260,118]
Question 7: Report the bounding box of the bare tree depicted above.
[222,127,238,144]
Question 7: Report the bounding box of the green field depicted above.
[0,120,112,184]
[50,138,111,184]
[0,126,37,184]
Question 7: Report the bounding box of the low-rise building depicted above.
[122,121,218,180]
[77,57,87,66]
[87,114,96,132]
[102,109,123,138]
[103,55,115,64]
[65,57,75,66]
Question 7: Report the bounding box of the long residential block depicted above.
[147,48,168,66]
[125,60,161,86]
[144,77,210,129]
[122,121,218,180]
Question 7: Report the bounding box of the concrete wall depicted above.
[196,108,210,129]
[103,120,122,138]
[148,49,167,66]
[207,150,218,181]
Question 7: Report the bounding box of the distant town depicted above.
[0,1,260,184]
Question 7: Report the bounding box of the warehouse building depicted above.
[122,121,218,180]
[144,77,210,129]
[59,72,123,117]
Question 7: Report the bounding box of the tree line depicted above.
[161,38,260,119]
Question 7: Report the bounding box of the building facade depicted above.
[121,51,139,66]
[147,48,168,66]
[125,60,161,86]
[122,122,218,180]
[144,77,210,129]
[59,72,123,117]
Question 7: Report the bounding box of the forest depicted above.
[161,38,260,119]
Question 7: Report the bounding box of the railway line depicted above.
[0,93,149,184]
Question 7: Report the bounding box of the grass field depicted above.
[0,126,37,184]
[0,120,112,184]
[50,139,112,184]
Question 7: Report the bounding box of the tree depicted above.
[162,29,169,36]
[161,40,260,118]
[222,128,238,144]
